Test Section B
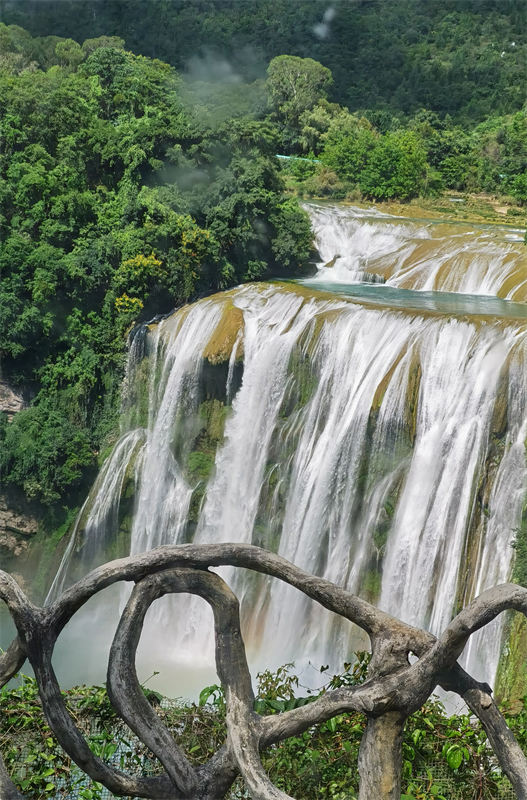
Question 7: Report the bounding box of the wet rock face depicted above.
[0,496,38,541]
[0,496,39,574]
[0,380,25,419]
[0,530,29,559]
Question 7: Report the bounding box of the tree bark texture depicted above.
[357,713,405,800]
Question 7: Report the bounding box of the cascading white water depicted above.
[129,301,225,555]
[379,326,521,631]
[46,428,146,602]
[308,203,527,300]
[47,206,527,697]
[249,303,527,680]
[461,341,527,681]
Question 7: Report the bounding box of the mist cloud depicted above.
[313,6,336,40]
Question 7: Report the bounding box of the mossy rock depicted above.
[361,569,382,602]
[203,303,244,365]
[491,366,509,438]
[279,345,318,419]
[188,451,216,483]
[371,351,406,411]
[496,613,527,710]
[199,399,228,443]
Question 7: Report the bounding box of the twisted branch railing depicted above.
[1,543,527,799]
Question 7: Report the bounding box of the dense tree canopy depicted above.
[1,0,525,124]
[0,31,312,507]
[266,55,333,150]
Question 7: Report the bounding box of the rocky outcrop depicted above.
[0,495,38,547]
[203,302,244,366]
[0,496,39,575]
[0,380,25,419]
[0,530,29,558]
[323,253,341,268]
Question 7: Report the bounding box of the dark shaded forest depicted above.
[2,0,526,122]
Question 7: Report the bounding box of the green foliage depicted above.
[0,400,95,504]
[322,123,378,183]
[267,55,333,149]
[0,18,523,516]
[187,451,215,484]
[0,676,108,798]
[198,684,226,712]
[320,124,429,200]
[113,253,166,299]
[508,173,527,206]
[0,662,523,799]
[254,661,519,799]
[358,130,428,200]
[270,198,313,270]
[4,1,525,125]
[512,502,527,587]
[0,28,312,511]
[293,102,527,202]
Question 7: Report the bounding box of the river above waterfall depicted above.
[295,280,527,319]
[4,203,527,702]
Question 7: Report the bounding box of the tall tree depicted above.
[266,55,333,150]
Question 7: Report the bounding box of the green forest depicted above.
[0,1,525,524]
[0,27,315,515]
[2,0,526,122]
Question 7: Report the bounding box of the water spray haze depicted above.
[185,49,243,85]
[313,6,336,40]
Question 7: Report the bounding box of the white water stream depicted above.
[308,203,527,299]
[39,205,527,698]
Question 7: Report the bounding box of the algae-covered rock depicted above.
[361,569,382,602]
[404,358,421,444]
[203,303,244,365]
[324,254,341,268]
[496,613,527,710]
[491,369,509,438]
[185,399,229,527]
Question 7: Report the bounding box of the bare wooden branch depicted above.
[0,638,26,688]
[0,543,526,799]
[45,543,390,639]
[357,712,405,800]
[107,571,200,796]
[0,759,25,800]
[464,687,527,800]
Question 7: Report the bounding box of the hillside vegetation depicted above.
[2,0,526,122]
[0,30,312,513]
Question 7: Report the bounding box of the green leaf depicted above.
[412,728,423,745]
[446,745,463,770]
[198,684,218,706]
[326,716,338,732]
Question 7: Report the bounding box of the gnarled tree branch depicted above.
[0,544,526,799]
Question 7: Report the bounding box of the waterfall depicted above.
[48,206,527,695]
[46,429,146,602]
[129,300,225,555]
[308,203,527,300]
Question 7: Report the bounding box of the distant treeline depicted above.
[1,0,526,123]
